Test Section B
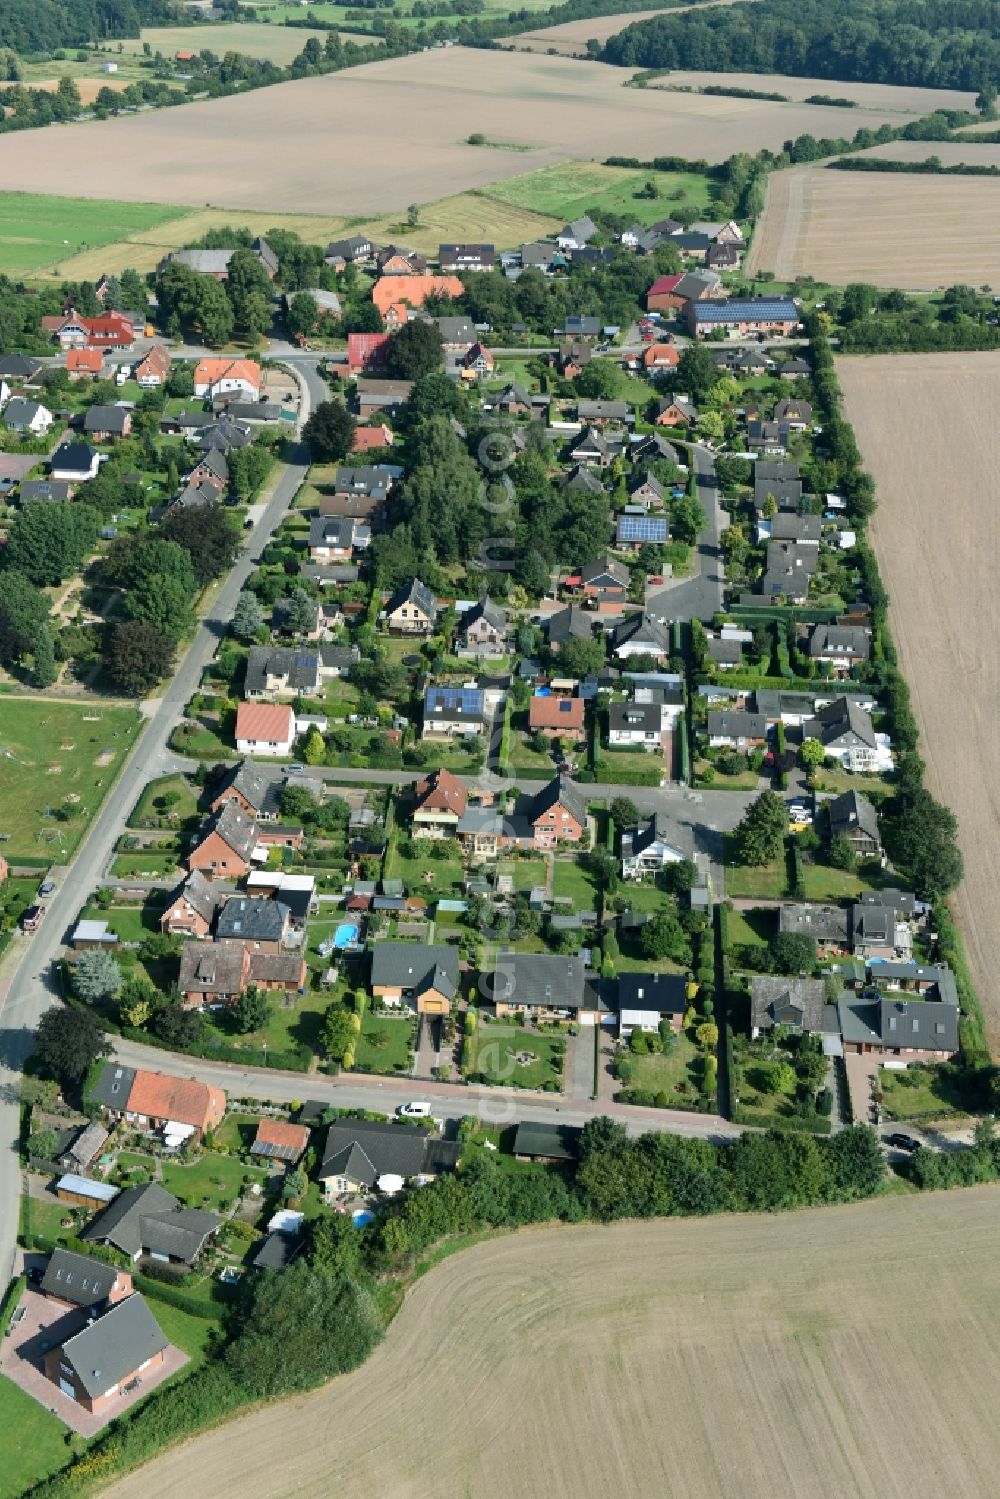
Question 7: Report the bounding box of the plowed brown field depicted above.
[749,166,1000,288]
[838,352,1000,1047]
[101,1186,1000,1499]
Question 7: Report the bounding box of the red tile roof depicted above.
[66,349,103,372]
[371,274,462,315]
[127,1069,226,1133]
[413,767,468,817]
[254,1118,310,1153]
[647,276,683,296]
[529,695,585,731]
[352,425,393,452]
[235,702,295,744]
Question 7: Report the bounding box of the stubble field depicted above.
[100,1187,1000,1499]
[0,49,973,217]
[837,352,1000,1047]
[749,165,1000,288]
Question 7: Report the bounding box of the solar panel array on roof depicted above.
[618,514,668,543]
[426,686,484,713]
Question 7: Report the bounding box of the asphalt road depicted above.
[109,1035,742,1143]
[647,444,725,624]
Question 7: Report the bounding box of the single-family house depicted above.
[187,801,259,879]
[456,596,507,653]
[132,345,171,387]
[422,683,487,739]
[803,697,884,773]
[370,941,459,1016]
[747,420,788,456]
[760,539,817,602]
[351,423,394,453]
[773,397,813,429]
[827,790,882,860]
[557,216,598,251]
[215,896,291,951]
[620,813,691,879]
[439,243,495,273]
[82,1181,219,1263]
[838,996,959,1061]
[642,341,680,371]
[754,459,801,513]
[512,1121,582,1162]
[462,342,494,379]
[706,242,742,270]
[492,951,600,1021]
[569,424,622,467]
[553,338,591,377]
[386,578,438,634]
[309,515,360,561]
[18,479,73,504]
[616,509,669,551]
[160,869,220,938]
[84,404,132,440]
[547,604,596,652]
[90,1065,225,1145]
[750,976,829,1038]
[234,702,297,758]
[779,901,851,950]
[346,332,391,375]
[809,623,871,672]
[317,1118,458,1196]
[654,395,697,428]
[707,709,767,749]
[610,611,671,662]
[324,234,372,265]
[4,397,52,434]
[43,1293,169,1415]
[375,245,427,275]
[411,767,468,836]
[578,555,629,603]
[611,971,688,1037]
[50,442,100,482]
[41,1249,132,1313]
[529,692,585,739]
[608,699,666,751]
[525,774,587,849]
[66,348,105,379]
[371,274,462,317]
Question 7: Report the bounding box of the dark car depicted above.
[883,1132,922,1153]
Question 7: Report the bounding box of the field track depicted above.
[101,1186,1000,1499]
[838,352,1000,1048]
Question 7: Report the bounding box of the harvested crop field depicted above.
[749,165,1000,289]
[120,23,334,63]
[0,49,966,216]
[646,70,976,114]
[838,352,1000,1047]
[849,138,1000,167]
[101,1187,1000,1499]
[508,0,753,53]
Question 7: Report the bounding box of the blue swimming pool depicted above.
[353,1209,375,1228]
[334,922,360,949]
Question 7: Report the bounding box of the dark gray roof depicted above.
[627,470,665,501]
[179,939,248,997]
[459,597,507,637]
[201,801,258,863]
[493,951,587,1011]
[527,773,588,832]
[310,514,354,549]
[609,699,661,736]
[50,442,96,475]
[548,604,596,645]
[0,354,42,379]
[580,555,629,589]
[707,709,766,740]
[809,697,877,750]
[839,997,959,1053]
[318,1118,441,1183]
[81,1182,177,1256]
[611,612,671,655]
[370,942,459,998]
[769,512,820,543]
[41,1249,121,1309]
[333,465,391,500]
[253,1231,304,1270]
[621,813,691,863]
[857,887,917,916]
[58,1293,168,1400]
[245,645,320,695]
[197,416,253,452]
[512,1121,581,1160]
[778,902,849,944]
[4,397,47,427]
[751,976,830,1034]
[90,1062,136,1111]
[810,624,871,661]
[214,760,283,818]
[84,404,129,434]
[216,896,290,943]
[828,790,880,845]
[387,578,438,622]
[165,869,220,925]
[577,399,629,422]
[612,971,687,1015]
[196,447,229,482]
[18,480,73,504]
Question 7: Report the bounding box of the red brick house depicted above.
[346,332,391,375]
[133,345,172,387]
[527,775,587,849]
[187,802,259,879]
[645,274,684,313]
[44,1294,168,1416]
[412,766,468,836]
[66,348,105,379]
[160,870,219,937]
[642,342,679,371]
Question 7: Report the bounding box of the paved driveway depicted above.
[0,1285,188,1438]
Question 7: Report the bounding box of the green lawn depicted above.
[0,191,185,277]
[0,1374,73,1499]
[621,1031,703,1108]
[128,773,200,827]
[109,851,181,878]
[146,1298,221,1369]
[618,882,668,914]
[391,852,466,898]
[214,1113,262,1153]
[880,1064,972,1122]
[471,1023,565,1090]
[551,857,598,909]
[21,1193,76,1242]
[160,1153,268,1211]
[79,903,162,944]
[0,698,141,859]
[799,862,873,900]
[353,1011,416,1074]
[500,858,548,893]
[725,907,774,948]
[484,162,714,225]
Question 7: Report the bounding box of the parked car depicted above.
[883,1132,922,1153]
[38,880,55,896]
[397,1101,432,1119]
